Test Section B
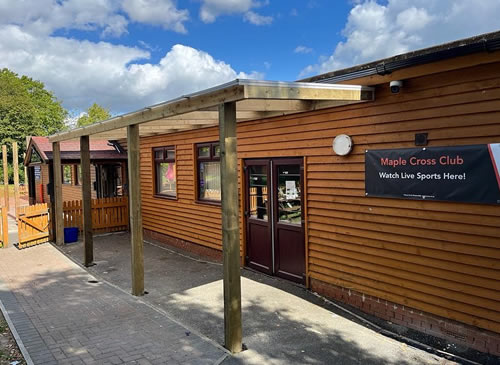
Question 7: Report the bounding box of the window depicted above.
[154,147,176,198]
[197,142,221,202]
[62,165,72,185]
[30,147,42,163]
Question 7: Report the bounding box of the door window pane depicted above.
[249,165,268,221]
[199,161,221,201]
[198,146,210,158]
[157,162,176,196]
[213,145,220,158]
[277,165,301,224]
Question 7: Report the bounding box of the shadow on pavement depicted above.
[59,232,458,365]
[0,244,227,364]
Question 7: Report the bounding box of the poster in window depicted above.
[285,180,298,199]
[34,166,41,181]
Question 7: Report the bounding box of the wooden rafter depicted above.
[49,80,374,142]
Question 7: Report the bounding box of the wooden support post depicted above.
[52,142,64,245]
[23,153,28,197]
[2,145,8,211]
[13,142,19,219]
[219,102,242,353]
[127,124,144,296]
[2,206,8,248]
[81,136,93,266]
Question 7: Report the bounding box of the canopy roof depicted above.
[49,79,374,142]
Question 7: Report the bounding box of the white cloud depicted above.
[294,46,313,54]
[122,0,189,33]
[0,24,262,113]
[0,0,190,37]
[0,0,128,37]
[200,0,271,24]
[138,40,161,52]
[396,7,433,32]
[124,44,262,101]
[300,0,500,77]
[243,11,273,25]
[0,0,263,113]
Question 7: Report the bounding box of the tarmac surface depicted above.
[57,232,457,365]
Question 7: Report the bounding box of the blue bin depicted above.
[64,227,79,244]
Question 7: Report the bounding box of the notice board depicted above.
[365,144,500,204]
[34,165,41,181]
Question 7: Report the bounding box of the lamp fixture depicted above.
[332,134,353,156]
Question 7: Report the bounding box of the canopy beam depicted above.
[49,80,374,143]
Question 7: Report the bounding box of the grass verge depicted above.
[0,311,25,365]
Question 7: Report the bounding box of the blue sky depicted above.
[97,0,354,81]
[0,0,499,116]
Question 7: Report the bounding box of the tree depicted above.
[0,68,67,145]
[77,103,111,127]
[0,68,67,182]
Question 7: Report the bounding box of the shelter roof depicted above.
[48,79,374,141]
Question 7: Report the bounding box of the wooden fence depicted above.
[0,207,7,248]
[249,186,268,218]
[62,196,129,233]
[18,203,50,248]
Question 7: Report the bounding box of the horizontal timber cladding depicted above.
[139,57,500,335]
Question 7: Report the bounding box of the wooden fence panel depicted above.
[62,196,129,234]
[249,186,268,218]
[18,203,50,248]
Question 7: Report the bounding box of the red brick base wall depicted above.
[310,278,500,356]
[143,229,222,262]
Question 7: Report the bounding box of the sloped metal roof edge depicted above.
[299,30,500,84]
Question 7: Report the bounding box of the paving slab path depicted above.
[0,243,228,364]
[61,233,460,365]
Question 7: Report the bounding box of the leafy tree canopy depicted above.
[77,103,111,127]
[0,68,67,149]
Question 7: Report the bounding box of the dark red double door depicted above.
[245,158,305,284]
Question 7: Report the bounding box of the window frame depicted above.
[74,165,80,186]
[62,164,73,185]
[196,142,221,205]
[153,146,177,199]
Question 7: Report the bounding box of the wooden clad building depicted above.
[24,136,128,203]
[137,34,500,355]
[48,31,500,356]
